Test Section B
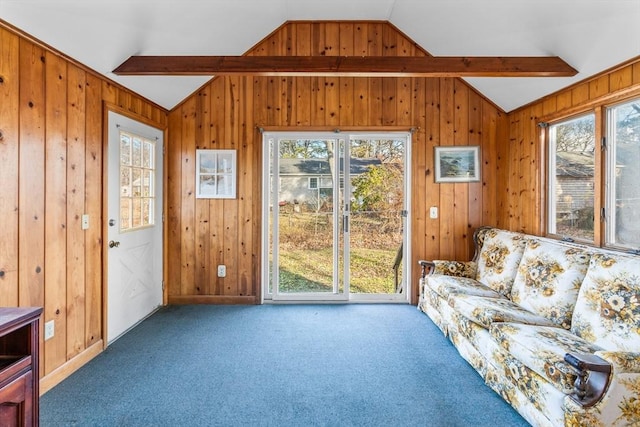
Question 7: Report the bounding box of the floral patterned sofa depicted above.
[418,226,640,427]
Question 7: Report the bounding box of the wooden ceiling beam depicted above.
[113,55,577,77]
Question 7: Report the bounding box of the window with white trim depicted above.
[308,177,318,189]
[546,96,640,251]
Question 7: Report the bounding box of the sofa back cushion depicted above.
[475,229,527,297]
[510,239,591,329]
[571,252,640,351]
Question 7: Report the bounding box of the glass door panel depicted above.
[271,138,345,300]
[264,132,409,302]
[348,138,406,296]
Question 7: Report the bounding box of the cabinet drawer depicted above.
[0,357,31,389]
[0,370,33,427]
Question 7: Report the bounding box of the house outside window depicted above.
[546,96,640,251]
[308,177,318,189]
[547,114,595,243]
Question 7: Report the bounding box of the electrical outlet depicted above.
[429,206,438,219]
[217,265,226,278]
[81,214,89,230]
[44,320,55,340]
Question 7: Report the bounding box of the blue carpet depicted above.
[41,304,529,426]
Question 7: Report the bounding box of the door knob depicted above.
[108,240,120,248]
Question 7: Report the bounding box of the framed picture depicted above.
[434,146,480,183]
[195,149,237,199]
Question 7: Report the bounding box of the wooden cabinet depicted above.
[0,308,42,427]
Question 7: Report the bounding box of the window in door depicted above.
[119,131,156,232]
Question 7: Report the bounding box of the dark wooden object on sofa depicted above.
[564,352,612,407]
[0,307,42,427]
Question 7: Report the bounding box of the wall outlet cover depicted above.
[81,214,90,230]
[44,320,55,340]
[217,265,226,278]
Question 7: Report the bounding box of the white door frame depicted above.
[104,108,166,345]
[261,131,411,303]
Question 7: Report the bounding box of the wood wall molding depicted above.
[39,341,103,395]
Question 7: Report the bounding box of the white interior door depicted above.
[107,111,163,343]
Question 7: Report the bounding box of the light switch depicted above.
[81,214,90,230]
[429,206,438,219]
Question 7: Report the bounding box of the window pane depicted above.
[132,137,142,167]
[608,99,640,248]
[120,133,131,166]
[199,175,217,197]
[120,167,131,197]
[132,168,142,197]
[120,197,131,231]
[218,153,232,173]
[548,114,595,242]
[143,141,153,168]
[132,198,142,228]
[142,198,153,225]
[142,169,153,197]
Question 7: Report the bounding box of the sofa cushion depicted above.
[476,229,528,297]
[490,323,604,394]
[571,253,640,351]
[510,239,591,329]
[427,274,504,300]
[448,294,557,329]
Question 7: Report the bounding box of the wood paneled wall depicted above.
[0,23,167,390]
[167,21,507,304]
[502,56,640,234]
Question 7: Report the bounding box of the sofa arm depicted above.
[563,352,640,426]
[595,351,640,373]
[564,352,612,407]
[417,260,477,279]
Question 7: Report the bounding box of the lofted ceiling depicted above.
[1,0,639,112]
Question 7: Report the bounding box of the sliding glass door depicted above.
[262,132,410,302]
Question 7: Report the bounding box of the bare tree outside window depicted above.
[548,115,595,242]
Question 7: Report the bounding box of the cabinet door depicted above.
[0,371,33,427]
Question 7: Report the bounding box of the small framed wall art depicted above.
[434,146,480,183]
[195,149,237,199]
